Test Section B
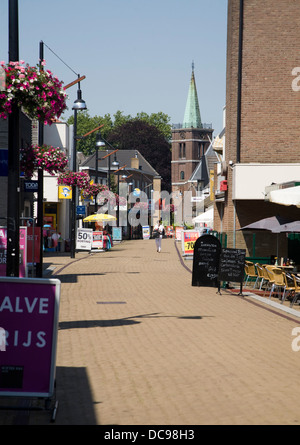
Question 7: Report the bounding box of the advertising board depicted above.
[76,228,93,251]
[0,227,27,277]
[0,277,60,398]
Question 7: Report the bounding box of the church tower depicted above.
[171,64,213,197]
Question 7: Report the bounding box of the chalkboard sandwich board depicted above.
[218,248,246,294]
[218,248,246,283]
[192,235,222,287]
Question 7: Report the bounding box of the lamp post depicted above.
[111,153,119,225]
[94,131,119,214]
[95,133,105,212]
[6,0,20,277]
[70,79,87,258]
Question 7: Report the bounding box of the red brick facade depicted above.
[171,128,213,195]
[216,0,300,256]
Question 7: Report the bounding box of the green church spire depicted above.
[182,62,202,129]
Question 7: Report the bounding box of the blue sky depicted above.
[1,0,228,135]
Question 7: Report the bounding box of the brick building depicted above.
[216,0,300,259]
[171,66,216,224]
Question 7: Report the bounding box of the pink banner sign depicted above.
[0,227,27,277]
[0,277,60,397]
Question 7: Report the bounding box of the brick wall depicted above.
[217,0,300,255]
[171,128,212,193]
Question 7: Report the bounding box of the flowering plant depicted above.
[58,171,125,205]
[21,144,68,178]
[57,170,90,189]
[0,60,67,124]
[133,201,148,210]
[81,182,108,199]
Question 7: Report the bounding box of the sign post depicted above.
[0,277,60,421]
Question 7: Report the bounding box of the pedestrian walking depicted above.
[153,220,164,252]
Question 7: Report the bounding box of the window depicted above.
[180,171,185,180]
[198,142,204,158]
[182,143,186,158]
[179,143,182,158]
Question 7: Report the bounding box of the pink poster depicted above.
[0,227,27,277]
[0,277,60,397]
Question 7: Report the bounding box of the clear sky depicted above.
[1,0,228,136]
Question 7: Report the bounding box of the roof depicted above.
[189,143,218,187]
[182,67,202,129]
[80,149,159,177]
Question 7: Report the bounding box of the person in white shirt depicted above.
[153,220,164,252]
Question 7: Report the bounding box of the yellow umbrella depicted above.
[83,213,117,222]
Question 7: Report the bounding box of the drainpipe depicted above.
[233,0,244,248]
[236,0,244,164]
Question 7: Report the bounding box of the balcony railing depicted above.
[172,123,213,130]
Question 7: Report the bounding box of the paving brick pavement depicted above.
[2,237,300,425]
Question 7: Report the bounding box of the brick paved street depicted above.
[1,237,300,425]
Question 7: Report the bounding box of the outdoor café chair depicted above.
[289,274,300,307]
[268,267,287,300]
[244,261,258,288]
[263,266,279,298]
[255,263,267,289]
[280,272,296,304]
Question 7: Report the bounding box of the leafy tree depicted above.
[135,111,172,141]
[108,119,171,192]
[67,111,114,155]
[67,110,172,156]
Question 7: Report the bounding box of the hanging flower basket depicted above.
[58,171,124,205]
[21,144,68,179]
[0,60,67,124]
[81,182,108,199]
[57,170,91,189]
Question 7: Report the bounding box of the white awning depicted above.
[269,186,300,208]
[192,207,214,226]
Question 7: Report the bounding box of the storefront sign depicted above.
[92,231,103,249]
[76,205,86,216]
[76,228,93,251]
[58,186,72,199]
[181,230,199,255]
[175,227,184,241]
[0,227,27,277]
[26,227,41,263]
[0,149,8,176]
[142,226,150,239]
[24,180,38,192]
[166,226,174,237]
[112,227,122,241]
[0,277,60,397]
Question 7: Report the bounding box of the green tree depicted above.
[108,119,171,192]
[67,111,114,155]
[67,110,172,156]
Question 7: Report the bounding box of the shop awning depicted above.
[192,207,214,227]
[269,186,300,208]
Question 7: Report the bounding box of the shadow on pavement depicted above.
[54,366,98,425]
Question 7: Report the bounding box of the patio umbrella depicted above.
[269,186,300,208]
[83,213,116,222]
[239,215,300,258]
[239,215,294,233]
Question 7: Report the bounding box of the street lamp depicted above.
[95,132,105,211]
[70,80,87,259]
[111,153,119,225]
